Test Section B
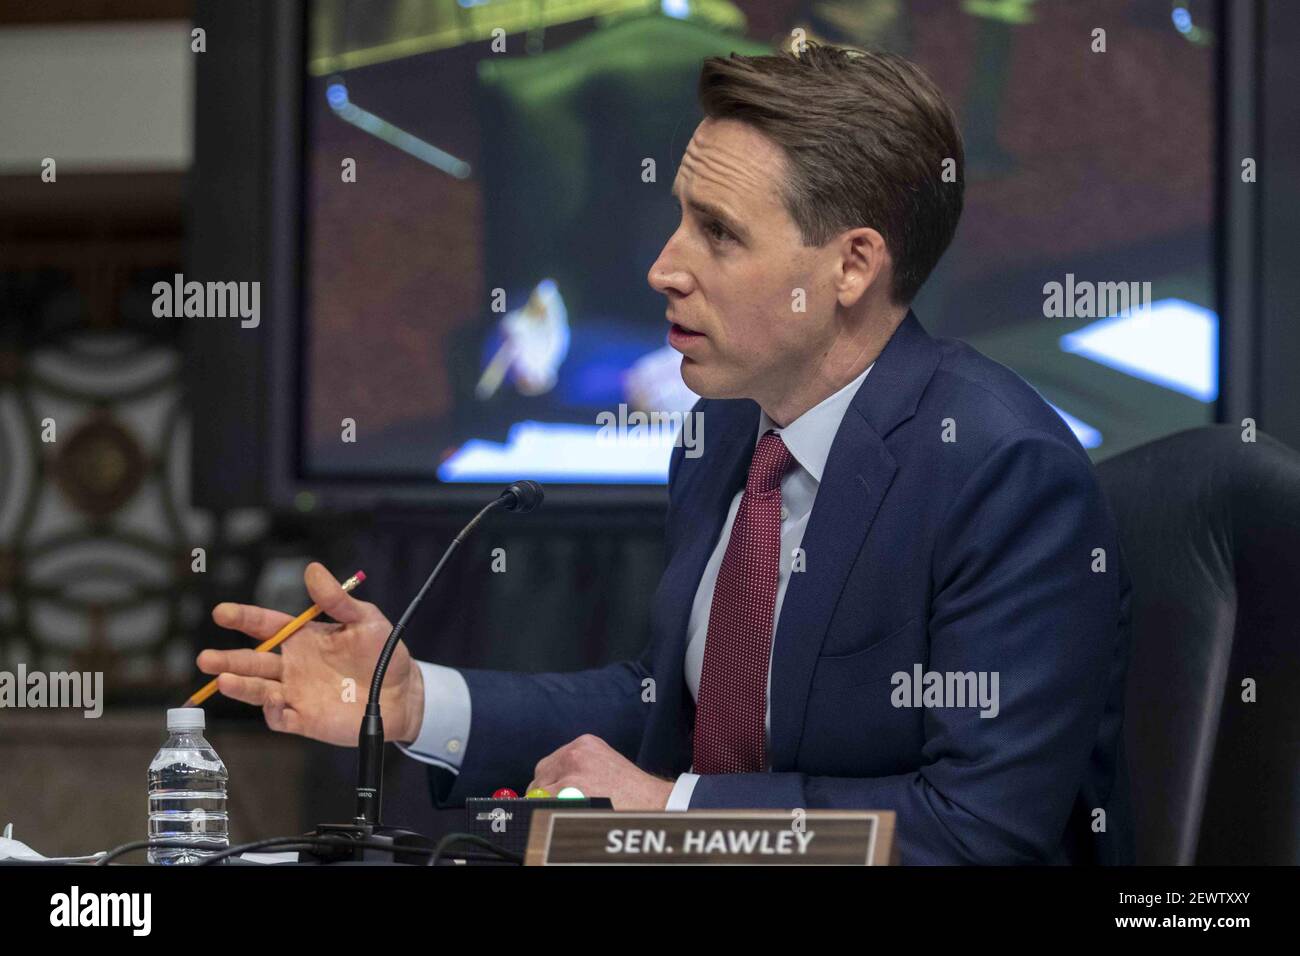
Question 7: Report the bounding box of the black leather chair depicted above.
[1097,424,1300,864]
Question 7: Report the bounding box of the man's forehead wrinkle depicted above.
[679,132,776,216]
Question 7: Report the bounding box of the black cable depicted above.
[96,835,372,866]
[193,835,320,865]
[95,832,523,867]
[95,839,230,865]
[195,836,350,866]
[194,834,409,866]
[428,832,523,867]
[199,832,522,866]
[211,843,321,863]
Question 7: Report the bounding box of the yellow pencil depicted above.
[185,571,366,707]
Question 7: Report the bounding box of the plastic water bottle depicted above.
[147,707,229,864]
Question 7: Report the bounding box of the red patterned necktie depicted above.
[693,430,796,774]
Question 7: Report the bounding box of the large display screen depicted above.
[298,0,1220,487]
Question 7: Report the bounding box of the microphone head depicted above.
[501,479,544,513]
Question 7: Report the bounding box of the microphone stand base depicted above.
[298,822,434,865]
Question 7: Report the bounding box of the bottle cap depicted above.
[167,707,205,731]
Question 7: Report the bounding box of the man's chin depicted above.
[679,360,742,401]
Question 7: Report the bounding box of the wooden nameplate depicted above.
[524,809,896,865]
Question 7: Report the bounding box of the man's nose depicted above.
[647,236,692,297]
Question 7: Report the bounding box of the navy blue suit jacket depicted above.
[425,310,1135,865]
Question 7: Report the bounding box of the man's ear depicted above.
[836,226,890,309]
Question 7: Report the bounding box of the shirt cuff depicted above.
[665,773,699,811]
[393,660,471,773]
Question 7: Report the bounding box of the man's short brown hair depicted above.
[697,41,964,305]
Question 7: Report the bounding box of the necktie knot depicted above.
[747,430,795,495]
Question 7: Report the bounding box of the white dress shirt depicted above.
[398,362,875,809]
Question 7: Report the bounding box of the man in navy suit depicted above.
[200,43,1133,864]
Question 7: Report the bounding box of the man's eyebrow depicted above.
[669,184,748,241]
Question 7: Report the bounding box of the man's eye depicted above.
[704,219,732,242]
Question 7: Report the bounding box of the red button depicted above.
[492,788,518,799]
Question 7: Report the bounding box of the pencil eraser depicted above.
[353,570,366,582]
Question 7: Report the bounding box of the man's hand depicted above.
[196,562,425,748]
[528,734,675,810]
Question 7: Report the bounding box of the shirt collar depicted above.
[756,362,874,484]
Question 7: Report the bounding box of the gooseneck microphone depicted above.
[302,480,542,864]
[355,479,543,825]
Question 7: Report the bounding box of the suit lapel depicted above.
[644,401,754,772]
[768,310,943,769]
[657,429,750,673]
[767,411,895,769]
